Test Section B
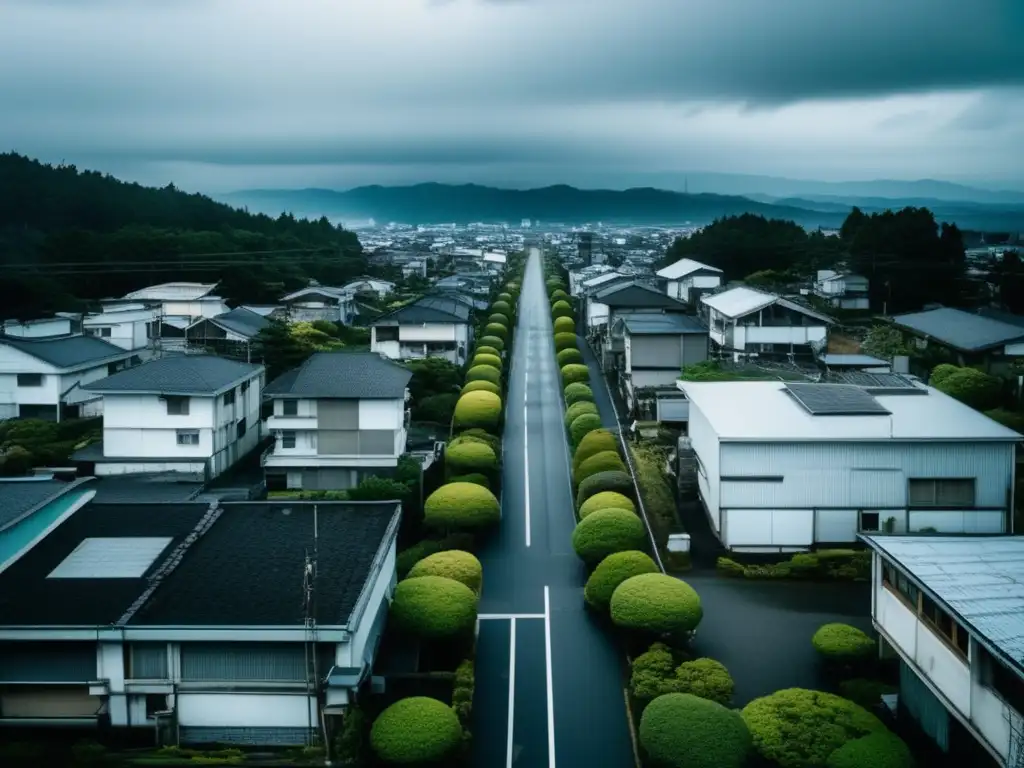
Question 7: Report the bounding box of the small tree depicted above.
[930,365,1002,410]
[860,325,910,361]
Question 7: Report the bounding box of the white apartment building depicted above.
[656,257,723,304]
[73,355,265,481]
[83,305,160,354]
[0,335,140,421]
[263,352,412,491]
[371,296,471,365]
[679,378,1021,552]
[121,282,229,320]
[861,535,1024,767]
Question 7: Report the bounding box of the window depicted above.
[176,430,200,446]
[376,326,399,342]
[165,396,189,415]
[87,327,112,338]
[223,389,236,406]
[240,380,249,394]
[981,647,1024,714]
[921,594,966,657]
[881,561,919,608]
[281,431,296,449]
[908,478,975,507]
[282,400,298,416]
[146,694,168,719]
[859,511,880,532]
[236,419,247,439]
[16,373,43,387]
[107,361,126,376]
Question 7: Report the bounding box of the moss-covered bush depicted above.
[826,731,914,768]
[475,345,501,358]
[395,532,475,577]
[459,428,501,458]
[610,574,703,635]
[573,428,618,469]
[488,313,510,327]
[742,688,887,768]
[576,469,634,507]
[424,481,501,530]
[407,550,483,593]
[445,439,497,475]
[549,288,569,303]
[479,334,505,352]
[630,642,676,702]
[471,353,502,371]
[453,390,502,430]
[569,413,602,445]
[484,322,508,341]
[571,506,648,564]
[551,300,574,319]
[671,658,735,706]
[564,400,599,429]
[370,696,464,765]
[449,472,490,489]
[553,316,575,334]
[491,300,512,316]
[390,576,478,639]
[639,693,751,768]
[561,363,590,386]
[578,490,635,518]
[812,623,876,661]
[462,379,501,396]
[585,550,659,610]
[556,348,583,367]
[546,278,565,295]
[554,332,578,352]
[465,365,501,385]
[574,449,626,486]
[563,382,593,405]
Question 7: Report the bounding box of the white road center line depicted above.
[544,585,556,768]
[506,617,517,768]
[524,370,531,548]
[478,613,545,621]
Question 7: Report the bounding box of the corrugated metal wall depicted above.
[179,725,313,746]
[901,660,951,752]
[180,644,308,683]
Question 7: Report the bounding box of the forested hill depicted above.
[0,153,366,319]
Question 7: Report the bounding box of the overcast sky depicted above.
[2,0,1023,193]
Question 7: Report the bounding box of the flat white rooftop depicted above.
[678,380,1022,442]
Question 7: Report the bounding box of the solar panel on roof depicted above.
[784,383,891,416]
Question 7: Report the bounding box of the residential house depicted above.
[371,296,472,365]
[593,282,690,365]
[568,266,618,295]
[72,356,265,481]
[889,307,1024,376]
[185,307,270,361]
[679,378,1021,552]
[239,305,287,321]
[83,305,160,355]
[860,535,1024,766]
[656,257,723,305]
[280,286,356,325]
[0,336,140,421]
[700,286,834,362]
[813,270,870,310]
[339,278,395,300]
[0,498,400,747]
[121,282,229,321]
[0,315,82,339]
[262,352,412,491]
[611,314,709,418]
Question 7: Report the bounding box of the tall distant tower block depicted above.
[578,232,594,265]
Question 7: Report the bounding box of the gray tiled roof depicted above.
[374,296,471,325]
[0,478,90,533]
[892,307,1024,352]
[84,355,262,395]
[595,282,687,309]
[621,314,707,335]
[208,307,270,339]
[0,334,130,369]
[263,351,412,399]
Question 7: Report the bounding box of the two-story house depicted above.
[371,296,471,365]
[594,282,690,367]
[262,352,412,491]
[72,356,264,481]
[83,305,160,356]
[699,286,834,362]
[0,336,140,421]
[860,535,1024,767]
[656,257,723,305]
[0,315,82,339]
[280,285,356,325]
[121,282,229,321]
[813,270,870,310]
[185,307,270,360]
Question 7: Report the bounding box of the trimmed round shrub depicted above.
[553,316,575,334]
[576,469,633,507]
[407,550,483,593]
[561,364,590,386]
[546,278,565,295]
[496,292,513,304]
[579,490,636,518]
[462,379,500,396]
[557,348,583,367]
[742,688,887,768]
[571,507,648,564]
[484,322,508,340]
[491,300,512,317]
[445,439,497,474]
[812,623,876,661]
[453,390,502,430]
[554,332,578,352]
[459,428,501,458]
[826,731,914,768]
[574,450,626,486]
[449,472,490,489]
[465,365,501,385]
[564,400,599,429]
[610,574,703,635]
[390,576,478,638]
[471,353,502,371]
[573,428,618,469]
[424,481,501,530]
[550,288,569,303]
[672,658,735,706]
[479,334,505,352]
[639,693,751,768]
[563,382,593,405]
[475,345,501,358]
[585,550,659,610]
[370,696,464,765]
[569,413,602,445]
[551,300,574,319]
[488,313,510,327]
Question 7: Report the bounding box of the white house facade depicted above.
[680,379,1021,552]
[656,257,723,304]
[0,316,81,339]
[813,270,870,310]
[83,306,160,354]
[122,282,229,321]
[371,296,471,365]
[280,286,355,325]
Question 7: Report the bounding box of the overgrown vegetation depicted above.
[717,549,871,581]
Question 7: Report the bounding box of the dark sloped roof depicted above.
[595,282,688,309]
[0,478,90,533]
[892,307,1024,352]
[0,334,130,369]
[621,314,708,335]
[84,355,262,395]
[264,351,412,399]
[208,307,270,339]
[374,295,471,324]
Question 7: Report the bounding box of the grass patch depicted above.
[717,549,870,581]
[628,442,682,560]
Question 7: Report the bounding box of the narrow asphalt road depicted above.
[472,249,635,768]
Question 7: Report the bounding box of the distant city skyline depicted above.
[2,0,1023,194]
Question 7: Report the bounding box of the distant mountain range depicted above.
[219,182,1024,232]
